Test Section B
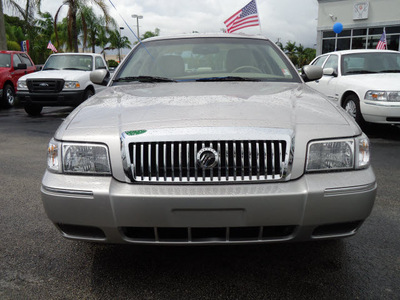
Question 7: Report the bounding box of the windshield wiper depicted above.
[345,70,378,74]
[42,67,59,70]
[63,67,84,70]
[113,76,176,83]
[379,69,400,73]
[196,76,261,82]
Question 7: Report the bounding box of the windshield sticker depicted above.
[125,130,147,136]
[281,68,291,76]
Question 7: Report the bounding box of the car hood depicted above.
[342,73,400,89]
[20,69,89,81]
[56,82,357,139]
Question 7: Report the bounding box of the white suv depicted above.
[17,53,109,116]
[307,49,400,126]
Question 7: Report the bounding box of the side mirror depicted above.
[301,65,323,82]
[323,67,338,77]
[15,63,27,70]
[90,69,110,86]
[36,65,43,71]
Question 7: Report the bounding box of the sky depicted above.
[7,0,319,52]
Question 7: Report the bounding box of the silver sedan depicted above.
[41,34,376,245]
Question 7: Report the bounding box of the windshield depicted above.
[0,53,11,68]
[114,37,300,84]
[342,52,400,75]
[43,55,93,71]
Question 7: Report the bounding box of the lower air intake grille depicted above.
[121,226,296,242]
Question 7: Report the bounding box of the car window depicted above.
[116,37,301,83]
[312,55,328,67]
[13,54,22,67]
[0,53,11,67]
[43,55,93,71]
[18,53,33,67]
[342,52,400,75]
[95,57,106,69]
[323,55,338,73]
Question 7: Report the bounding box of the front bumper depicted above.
[362,101,400,124]
[17,90,85,106]
[41,168,377,245]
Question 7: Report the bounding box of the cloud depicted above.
[6,0,318,49]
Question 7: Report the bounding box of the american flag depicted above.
[47,41,58,52]
[224,0,260,33]
[376,30,387,50]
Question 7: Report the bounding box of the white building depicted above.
[317,0,400,55]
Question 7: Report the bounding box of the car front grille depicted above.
[27,79,64,93]
[128,140,290,183]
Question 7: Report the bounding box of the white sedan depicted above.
[307,49,400,125]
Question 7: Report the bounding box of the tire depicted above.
[24,103,43,116]
[343,94,365,126]
[83,89,94,101]
[2,83,16,108]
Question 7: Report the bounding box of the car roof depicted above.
[320,49,400,56]
[0,50,27,54]
[49,53,103,57]
[141,33,270,43]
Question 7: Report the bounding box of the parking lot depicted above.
[1,106,400,300]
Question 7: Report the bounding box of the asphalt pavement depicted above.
[1,107,399,300]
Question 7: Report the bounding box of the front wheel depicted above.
[24,103,43,116]
[343,94,365,126]
[83,89,94,101]
[2,83,16,108]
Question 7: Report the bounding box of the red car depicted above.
[0,50,36,108]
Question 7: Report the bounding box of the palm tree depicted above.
[284,41,298,67]
[0,0,7,49]
[108,29,131,62]
[54,0,111,53]
[0,0,41,50]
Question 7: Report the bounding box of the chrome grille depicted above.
[27,79,64,93]
[128,140,289,183]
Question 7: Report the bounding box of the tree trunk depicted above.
[0,0,8,50]
[71,4,79,52]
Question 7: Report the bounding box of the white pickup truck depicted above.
[17,53,109,116]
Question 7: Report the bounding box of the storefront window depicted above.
[386,26,400,34]
[337,38,350,51]
[387,35,400,51]
[353,29,367,36]
[369,27,384,35]
[352,37,366,49]
[322,39,335,53]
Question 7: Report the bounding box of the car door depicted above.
[11,54,27,88]
[18,53,36,74]
[312,54,340,102]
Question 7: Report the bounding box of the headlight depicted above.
[365,90,400,102]
[17,80,28,89]
[306,135,370,172]
[63,81,81,89]
[47,139,111,175]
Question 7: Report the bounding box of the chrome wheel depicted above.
[2,84,15,107]
[6,87,15,106]
[344,99,357,119]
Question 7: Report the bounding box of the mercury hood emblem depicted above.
[197,147,219,169]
